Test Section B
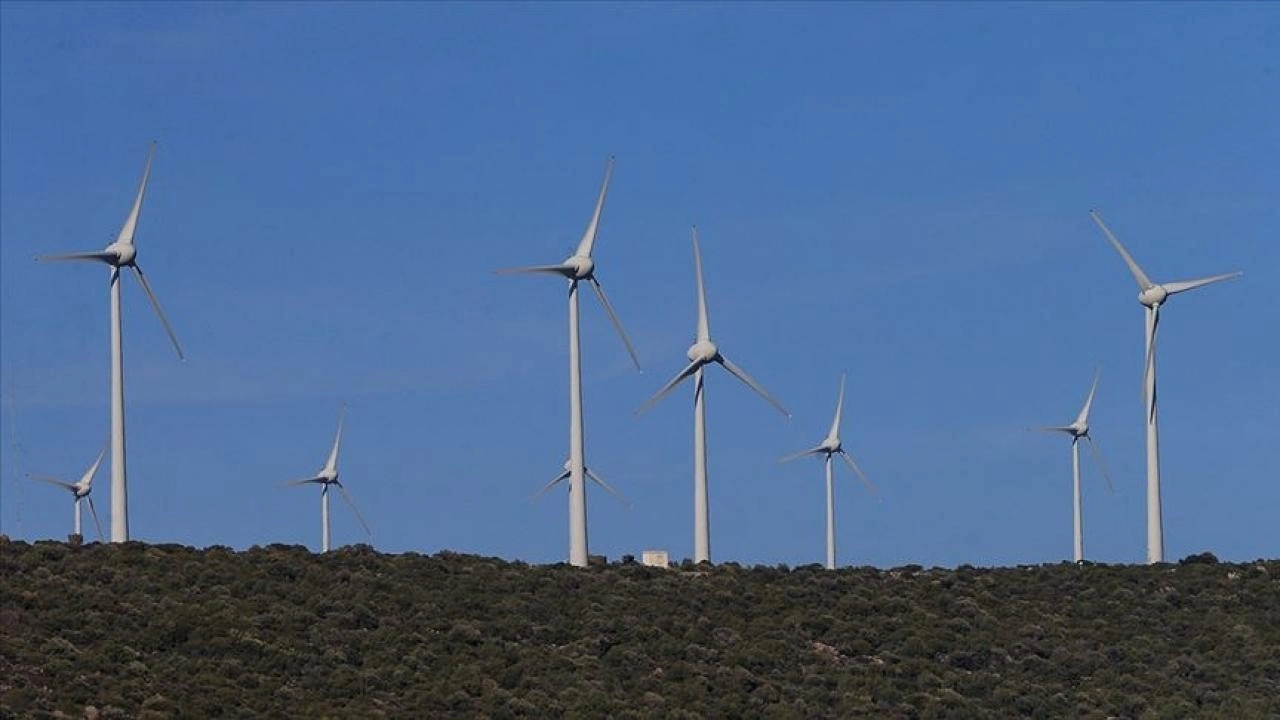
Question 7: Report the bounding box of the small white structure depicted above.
[642,550,669,568]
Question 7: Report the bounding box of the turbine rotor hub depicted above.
[563,255,594,280]
[686,340,719,363]
[105,242,135,266]
[1138,285,1167,307]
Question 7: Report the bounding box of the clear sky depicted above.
[2,2,1276,567]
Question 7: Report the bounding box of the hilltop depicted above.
[1,538,1277,719]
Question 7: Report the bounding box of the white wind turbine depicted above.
[286,406,371,553]
[32,447,107,541]
[637,227,789,564]
[780,373,877,570]
[1090,210,1241,564]
[1031,368,1115,564]
[36,142,184,543]
[496,157,641,568]
[534,459,632,508]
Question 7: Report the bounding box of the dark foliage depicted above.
[2,537,1277,719]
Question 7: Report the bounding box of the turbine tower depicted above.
[1090,210,1241,564]
[638,227,789,564]
[496,157,641,567]
[780,374,877,570]
[32,447,107,541]
[37,143,184,542]
[286,406,371,552]
[1031,368,1115,563]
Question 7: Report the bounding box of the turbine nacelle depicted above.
[1138,285,1168,308]
[562,254,595,280]
[686,340,719,364]
[820,436,842,453]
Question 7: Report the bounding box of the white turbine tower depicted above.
[32,447,107,541]
[36,142,183,542]
[286,406,371,553]
[1031,368,1115,564]
[1090,210,1241,564]
[637,227,789,564]
[496,157,641,568]
[780,374,877,570]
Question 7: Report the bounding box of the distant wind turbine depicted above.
[1031,368,1115,564]
[534,459,632,509]
[1090,210,1241,564]
[36,142,184,543]
[32,447,107,541]
[286,406,371,552]
[780,374,877,570]
[496,157,641,567]
[638,227,789,564]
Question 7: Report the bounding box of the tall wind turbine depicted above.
[286,406,371,552]
[1090,210,1241,564]
[496,157,641,568]
[32,447,107,541]
[1031,368,1115,563]
[37,142,183,542]
[637,227,789,564]
[780,373,877,570]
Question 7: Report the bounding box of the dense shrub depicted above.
[1,537,1277,718]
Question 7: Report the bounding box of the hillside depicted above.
[1,538,1277,719]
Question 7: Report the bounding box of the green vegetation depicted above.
[1,538,1277,719]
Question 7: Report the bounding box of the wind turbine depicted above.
[1031,368,1115,564]
[496,157,641,568]
[286,406,371,553]
[31,447,107,541]
[534,459,632,508]
[1090,210,1241,564]
[780,373,877,570]
[36,142,184,543]
[637,227,789,564]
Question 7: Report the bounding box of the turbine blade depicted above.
[494,264,574,276]
[1084,435,1116,494]
[779,445,825,464]
[838,450,879,499]
[1090,210,1154,290]
[1075,367,1101,426]
[717,355,789,417]
[1029,426,1077,434]
[829,373,846,439]
[586,466,631,508]
[30,474,76,491]
[86,496,105,541]
[532,468,571,502]
[115,141,156,247]
[336,483,372,536]
[636,360,701,415]
[130,265,184,360]
[35,251,116,263]
[589,276,641,371]
[284,476,325,486]
[691,227,711,343]
[575,156,614,258]
[79,447,107,488]
[325,405,346,475]
[1145,305,1159,422]
[1163,271,1243,296]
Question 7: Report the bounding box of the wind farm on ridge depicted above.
[15,146,1247,569]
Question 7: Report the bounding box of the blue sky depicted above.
[2,2,1276,567]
